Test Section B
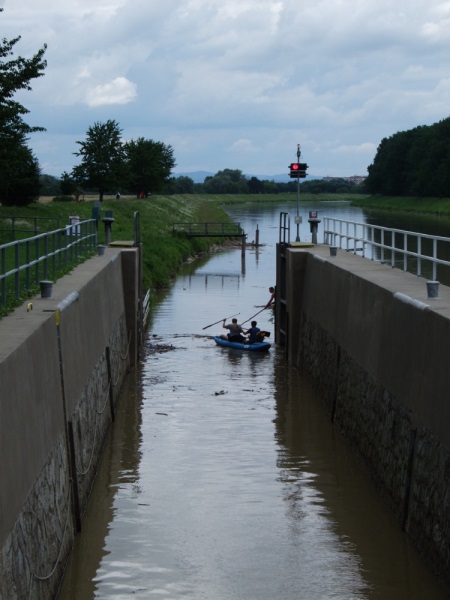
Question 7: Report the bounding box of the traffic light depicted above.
[289,162,308,178]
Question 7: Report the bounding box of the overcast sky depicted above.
[2,0,450,179]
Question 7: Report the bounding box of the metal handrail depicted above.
[0,215,61,242]
[323,217,450,281]
[279,212,290,244]
[0,219,98,308]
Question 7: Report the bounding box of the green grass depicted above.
[350,195,450,214]
[0,195,236,316]
[199,192,369,205]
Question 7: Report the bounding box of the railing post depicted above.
[35,236,39,284]
[433,238,437,280]
[25,241,30,290]
[391,231,395,268]
[1,248,6,306]
[43,234,49,280]
[51,231,56,278]
[14,244,20,298]
[417,236,422,277]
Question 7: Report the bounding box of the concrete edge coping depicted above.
[56,291,80,312]
[393,292,430,311]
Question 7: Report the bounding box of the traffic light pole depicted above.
[295,144,301,242]
[289,144,308,241]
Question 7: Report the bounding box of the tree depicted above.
[203,169,249,194]
[247,176,265,194]
[125,137,175,196]
[40,173,60,196]
[163,175,195,194]
[71,119,127,202]
[59,171,78,196]
[0,7,47,205]
[7,145,41,205]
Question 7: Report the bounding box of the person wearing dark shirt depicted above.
[245,321,260,344]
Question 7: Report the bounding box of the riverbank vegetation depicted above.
[350,195,450,215]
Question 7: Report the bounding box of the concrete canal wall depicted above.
[276,243,450,589]
[0,246,140,600]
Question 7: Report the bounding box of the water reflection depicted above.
[58,371,144,598]
[272,356,443,599]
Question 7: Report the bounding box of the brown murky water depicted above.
[58,205,447,599]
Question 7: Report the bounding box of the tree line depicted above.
[41,168,365,197]
[162,169,364,195]
[366,117,450,197]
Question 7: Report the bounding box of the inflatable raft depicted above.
[213,336,271,352]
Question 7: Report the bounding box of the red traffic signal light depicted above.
[289,162,308,178]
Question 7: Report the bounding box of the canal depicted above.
[57,202,448,599]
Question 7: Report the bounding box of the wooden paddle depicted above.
[202,312,240,330]
[240,307,267,326]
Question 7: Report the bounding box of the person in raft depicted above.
[244,321,261,344]
[221,317,245,342]
[265,286,276,309]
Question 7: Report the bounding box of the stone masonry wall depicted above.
[298,312,450,588]
[281,246,450,590]
[0,247,137,600]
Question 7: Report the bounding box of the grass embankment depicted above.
[201,192,369,205]
[0,195,238,305]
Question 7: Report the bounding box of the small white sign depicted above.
[295,215,302,224]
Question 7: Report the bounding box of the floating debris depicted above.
[146,343,176,354]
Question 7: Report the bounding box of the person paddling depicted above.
[244,321,261,344]
[220,318,245,342]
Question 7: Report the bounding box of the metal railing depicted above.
[0,215,61,243]
[1,219,98,308]
[279,212,290,244]
[323,217,450,282]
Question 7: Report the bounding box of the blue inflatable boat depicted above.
[213,336,271,352]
